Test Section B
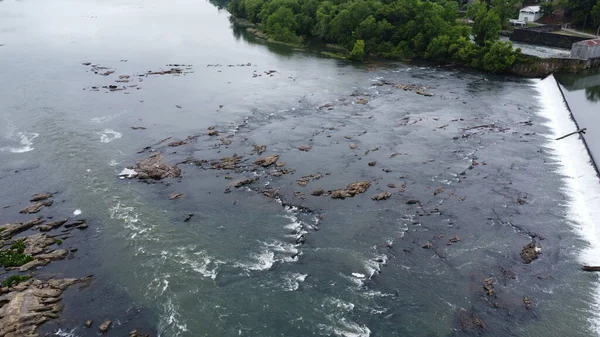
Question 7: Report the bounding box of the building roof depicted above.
[520,6,541,13]
[583,39,600,46]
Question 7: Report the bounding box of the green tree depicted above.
[592,1,600,28]
[349,39,366,60]
[265,7,303,44]
[468,1,501,46]
[482,40,517,73]
[540,2,554,17]
[490,0,520,26]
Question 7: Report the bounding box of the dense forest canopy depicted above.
[228,0,521,72]
[542,0,600,30]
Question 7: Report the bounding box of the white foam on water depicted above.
[1,131,39,153]
[97,129,122,143]
[324,297,355,312]
[239,249,276,271]
[54,328,80,337]
[119,168,138,179]
[91,111,126,124]
[109,201,143,237]
[281,272,308,291]
[318,319,371,337]
[73,209,82,216]
[159,297,188,337]
[536,75,600,335]
[168,249,223,280]
[109,159,120,166]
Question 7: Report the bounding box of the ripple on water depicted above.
[96,129,122,143]
[0,131,39,153]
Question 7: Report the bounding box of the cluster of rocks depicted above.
[81,63,193,93]
[0,277,92,337]
[0,193,95,336]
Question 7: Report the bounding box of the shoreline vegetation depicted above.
[227,0,600,77]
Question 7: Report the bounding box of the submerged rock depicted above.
[168,140,187,147]
[455,307,487,333]
[255,155,280,167]
[211,155,243,170]
[135,153,181,180]
[311,188,325,196]
[329,181,371,199]
[298,145,312,152]
[520,241,541,264]
[253,145,267,154]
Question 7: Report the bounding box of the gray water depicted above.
[1,1,600,337]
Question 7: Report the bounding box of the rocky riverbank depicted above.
[0,194,151,337]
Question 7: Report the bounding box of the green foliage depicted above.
[349,39,366,60]
[564,0,599,27]
[540,2,554,16]
[482,40,517,73]
[55,239,63,245]
[0,241,34,268]
[1,274,31,287]
[229,0,520,72]
[592,2,600,27]
[265,7,303,44]
[490,0,520,26]
[468,1,501,46]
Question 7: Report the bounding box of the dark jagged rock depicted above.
[329,181,371,199]
[263,188,280,198]
[298,145,312,152]
[234,177,259,188]
[253,145,266,154]
[0,277,90,336]
[135,153,181,180]
[169,193,185,200]
[368,161,376,167]
[0,217,44,239]
[255,155,280,167]
[99,320,112,333]
[483,277,494,296]
[19,200,53,214]
[36,219,67,232]
[406,199,420,205]
[211,155,243,170]
[30,193,53,202]
[372,191,391,201]
[168,140,187,147]
[520,241,541,264]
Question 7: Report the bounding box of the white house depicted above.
[518,6,542,23]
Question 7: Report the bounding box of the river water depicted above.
[2,0,600,337]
